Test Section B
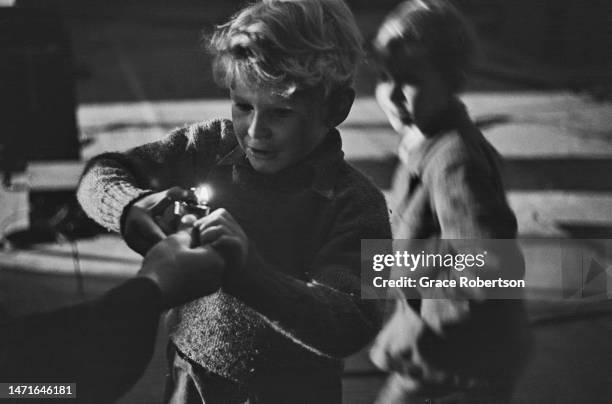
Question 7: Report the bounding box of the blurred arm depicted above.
[0,277,162,404]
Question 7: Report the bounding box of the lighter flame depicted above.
[194,184,211,205]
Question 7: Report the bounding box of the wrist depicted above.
[120,190,155,236]
[136,272,169,308]
[138,249,179,309]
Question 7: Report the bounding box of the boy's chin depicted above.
[248,157,285,174]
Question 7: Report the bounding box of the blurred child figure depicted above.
[77,0,391,402]
[368,0,531,402]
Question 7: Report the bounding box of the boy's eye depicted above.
[273,108,293,117]
[234,103,253,112]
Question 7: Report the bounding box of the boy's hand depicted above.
[370,297,477,398]
[124,187,191,255]
[193,208,249,274]
[139,215,225,309]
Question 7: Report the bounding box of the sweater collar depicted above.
[400,99,470,177]
[216,129,344,200]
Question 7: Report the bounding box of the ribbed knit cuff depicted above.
[77,163,153,233]
[118,188,157,235]
[101,182,152,233]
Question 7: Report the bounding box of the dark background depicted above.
[13,0,612,103]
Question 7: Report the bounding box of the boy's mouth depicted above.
[247,146,277,160]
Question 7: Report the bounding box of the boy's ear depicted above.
[325,87,355,128]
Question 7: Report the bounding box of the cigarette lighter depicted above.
[173,185,212,218]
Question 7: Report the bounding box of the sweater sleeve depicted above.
[416,140,530,372]
[430,160,517,239]
[225,183,392,359]
[77,119,231,233]
[0,278,162,404]
[368,138,531,386]
[428,153,524,282]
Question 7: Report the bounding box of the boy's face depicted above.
[230,82,330,174]
[374,45,452,135]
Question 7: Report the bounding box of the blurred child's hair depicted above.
[209,0,364,98]
[374,0,478,91]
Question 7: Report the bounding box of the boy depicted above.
[368,0,531,402]
[77,0,391,402]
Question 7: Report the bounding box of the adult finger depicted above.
[180,244,226,269]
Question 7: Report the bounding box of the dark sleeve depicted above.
[0,277,162,404]
[225,184,392,359]
[77,120,231,233]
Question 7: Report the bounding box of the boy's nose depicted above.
[247,112,271,139]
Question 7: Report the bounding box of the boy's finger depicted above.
[193,212,214,229]
[166,186,190,201]
[212,209,242,232]
[213,208,236,222]
[154,213,176,235]
[150,196,174,216]
[195,212,242,236]
[210,236,245,269]
[199,225,226,245]
[194,215,226,232]
[195,208,235,225]
[135,211,167,241]
[193,208,225,226]
[127,218,166,255]
[211,235,243,252]
[149,187,189,216]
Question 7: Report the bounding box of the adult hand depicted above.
[138,215,225,309]
[123,187,192,255]
[193,208,249,275]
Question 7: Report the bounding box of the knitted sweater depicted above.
[373,101,531,388]
[388,100,518,240]
[77,118,391,388]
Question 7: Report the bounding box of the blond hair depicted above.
[209,0,364,97]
